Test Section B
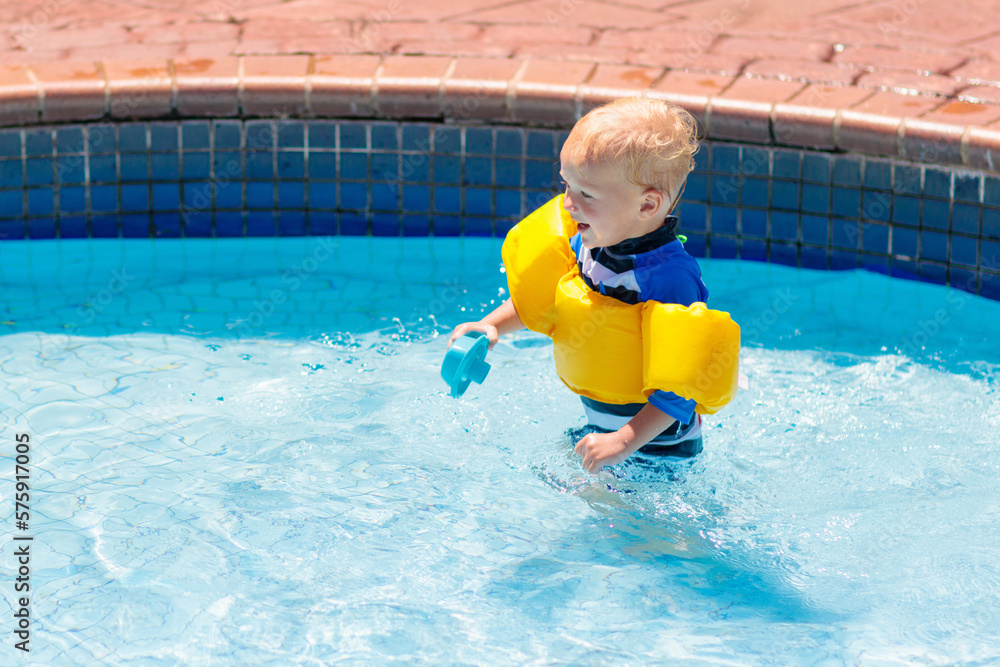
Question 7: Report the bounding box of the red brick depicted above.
[578,64,664,109]
[832,45,965,75]
[850,91,943,118]
[836,110,901,158]
[397,41,514,59]
[241,55,311,116]
[29,61,107,122]
[103,59,173,120]
[786,84,874,111]
[442,57,521,121]
[64,43,181,63]
[510,59,595,124]
[375,55,453,118]
[0,65,40,125]
[855,71,962,97]
[953,59,1000,86]
[772,104,837,149]
[900,119,965,166]
[744,59,859,86]
[173,56,240,117]
[310,54,381,117]
[650,70,735,131]
[711,36,831,62]
[515,44,633,64]
[965,126,1000,172]
[484,24,593,46]
[28,25,131,51]
[652,53,748,76]
[958,86,1000,105]
[466,1,677,29]
[127,21,241,46]
[921,100,1000,128]
[238,20,353,55]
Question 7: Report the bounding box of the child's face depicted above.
[559,151,665,250]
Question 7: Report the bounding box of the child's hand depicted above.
[447,322,499,350]
[574,430,631,473]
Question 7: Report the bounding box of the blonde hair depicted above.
[562,97,699,199]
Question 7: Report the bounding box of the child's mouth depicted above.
[576,222,590,232]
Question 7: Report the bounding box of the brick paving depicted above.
[2,0,1000,169]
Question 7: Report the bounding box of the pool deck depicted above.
[2,0,1000,171]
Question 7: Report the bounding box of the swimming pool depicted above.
[3,236,999,664]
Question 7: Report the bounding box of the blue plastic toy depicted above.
[441,331,491,397]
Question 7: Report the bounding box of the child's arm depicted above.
[574,403,677,473]
[447,298,525,350]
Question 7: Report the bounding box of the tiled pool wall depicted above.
[0,119,998,302]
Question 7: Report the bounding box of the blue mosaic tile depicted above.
[831,188,860,219]
[371,153,399,181]
[921,198,949,231]
[774,150,801,179]
[59,187,86,213]
[122,213,150,237]
[713,144,740,175]
[985,176,1000,207]
[216,182,242,209]
[371,183,397,210]
[246,151,274,179]
[740,239,767,261]
[121,184,150,212]
[464,157,491,186]
[983,240,1000,268]
[403,214,431,237]
[525,190,554,212]
[278,211,306,236]
[278,182,305,209]
[340,212,367,236]
[741,146,769,177]
[307,211,337,235]
[892,226,918,257]
[182,122,210,150]
[151,153,179,181]
[831,250,859,269]
[684,232,707,257]
[56,127,85,154]
[466,128,493,155]
[920,230,948,262]
[0,130,21,157]
[27,188,54,216]
[863,159,891,190]
[88,125,116,153]
[433,215,461,236]
[26,158,53,186]
[402,185,431,212]
[278,152,305,179]
[685,172,707,202]
[0,220,24,239]
[771,211,799,241]
[56,155,86,184]
[153,213,182,238]
[952,203,980,235]
[860,255,889,274]
[340,183,366,210]
[29,218,56,239]
[90,215,119,237]
[951,235,978,267]
[693,144,710,172]
[495,159,521,188]
[87,152,117,181]
[119,124,148,152]
[861,223,889,254]
[679,202,706,231]
[801,215,829,245]
[340,153,368,180]
[711,205,737,234]
[59,216,87,238]
[90,186,117,212]
[742,209,766,237]
[527,130,555,159]
[310,122,337,149]
[183,153,211,179]
[434,155,462,184]
[889,257,918,280]
[771,180,799,210]
[861,190,891,222]
[832,155,862,186]
[950,267,978,294]
[801,246,828,270]
[0,189,21,219]
[801,184,829,214]
[25,129,52,156]
[555,131,570,153]
[247,211,277,236]
[983,208,1000,240]
[893,163,922,195]
[184,212,213,237]
[710,235,737,259]
[496,129,523,157]
[120,154,149,182]
[309,152,336,179]
[465,188,491,216]
[308,182,336,209]
[496,190,521,218]
[802,153,831,183]
[496,216,518,238]
[394,124,424,152]
[832,218,859,249]
[0,160,22,188]
[771,242,798,267]
[712,173,739,205]
[918,261,947,285]
[245,121,274,151]
[923,168,951,199]
[150,124,178,152]
[983,272,1000,301]
[215,122,242,149]
[433,126,461,153]
[434,186,461,213]
[465,216,493,237]
[366,123,395,151]
[953,173,981,203]
[892,195,920,224]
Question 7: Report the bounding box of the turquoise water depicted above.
[2,237,999,665]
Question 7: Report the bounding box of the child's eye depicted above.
[580,191,593,199]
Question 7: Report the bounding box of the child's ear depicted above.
[638,188,665,218]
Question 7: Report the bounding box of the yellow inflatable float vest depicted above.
[501,195,740,415]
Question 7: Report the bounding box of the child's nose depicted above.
[563,190,577,211]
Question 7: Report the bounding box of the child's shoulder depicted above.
[635,241,709,305]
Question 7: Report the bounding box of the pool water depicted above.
[2,237,999,665]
